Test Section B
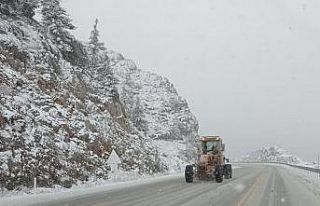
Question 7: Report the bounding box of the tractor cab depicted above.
[200,136,225,154]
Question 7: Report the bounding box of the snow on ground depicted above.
[280,164,320,194]
[257,162,320,195]
[155,140,190,173]
[0,168,177,198]
[0,163,243,206]
[296,162,320,169]
[0,172,183,206]
[232,165,242,169]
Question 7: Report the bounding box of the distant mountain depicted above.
[240,145,305,165]
[0,3,198,190]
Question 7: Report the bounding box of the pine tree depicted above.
[1,0,39,18]
[18,0,40,18]
[94,63,118,98]
[41,0,75,50]
[88,18,108,64]
[131,97,148,132]
[0,0,18,15]
[89,19,105,55]
[40,0,87,66]
[87,18,116,98]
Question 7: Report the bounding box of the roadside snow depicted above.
[281,164,320,195]
[0,173,183,206]
[0,165,243,206]
[155,140,189,173]
[232,165,242,169]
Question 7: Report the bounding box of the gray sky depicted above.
[63,0,320,161]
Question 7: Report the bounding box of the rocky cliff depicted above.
[0,5,198,190]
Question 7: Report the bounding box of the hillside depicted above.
[0,2,198,190]
[110,51,199,166]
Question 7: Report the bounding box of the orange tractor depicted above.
[185,136,232,183]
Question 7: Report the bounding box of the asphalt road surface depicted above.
[23,164,320,206]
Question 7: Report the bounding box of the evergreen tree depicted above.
[0,0,39,18]
[40,0,87,66]
[88,18,108,64]
[87,18,116,97]
[18,0,39,18]
[131,97,148,132]
[41,0,75,50]
[89,19,105,55]
[0,0,18,15]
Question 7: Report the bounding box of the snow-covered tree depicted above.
[94,65,118,98]
[86,18,117,98]
[0,0,39,18]
[89,19,105,55]
[18,0,40,18]
[88,18,108,64]
[40,0,87,66]
[131,97,148,132]
[41,0,75,50]
[0,0,18,15]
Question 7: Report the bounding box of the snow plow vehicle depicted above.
[185,136,232,183]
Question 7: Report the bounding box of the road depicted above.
[8,164,320,206]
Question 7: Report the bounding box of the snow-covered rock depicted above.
[111,53,198,141]
[0,7,198,191]
[110,51,199,165]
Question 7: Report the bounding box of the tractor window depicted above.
[202,141,220,152]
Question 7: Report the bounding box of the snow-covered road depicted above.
[1,164,320,206]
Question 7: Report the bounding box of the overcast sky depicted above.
[63,0,320,161]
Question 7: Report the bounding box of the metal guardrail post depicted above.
[34,177,37,190]
[317,154,320,179]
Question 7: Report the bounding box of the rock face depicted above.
[110,52,199,171]
[0,9,198,190]
[240,146,304,164]
[110,52,198,143]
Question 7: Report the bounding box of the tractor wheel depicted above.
[185,165,194,183]
[224,164,232,179]
[215,175,223,183]
[215,165,224,183]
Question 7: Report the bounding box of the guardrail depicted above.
[284,163,320,173]
[236,161,320,177]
